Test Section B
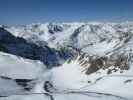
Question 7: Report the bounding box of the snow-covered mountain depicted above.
[5,22,133,50]
[0,27,74,68]
[1,22,133,100]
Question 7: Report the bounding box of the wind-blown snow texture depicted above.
[0,22,133,100]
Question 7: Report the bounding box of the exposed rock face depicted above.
[2,22,133,71]
[1,22,133,99]
[76,53,130,75]
[48,23,64,34]
[0,27,60,67]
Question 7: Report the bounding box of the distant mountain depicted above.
[0,27,63,67]
[1,22,133,100]
[5,22,133,53]
[4,22,133,64]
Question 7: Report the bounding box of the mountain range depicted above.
[0,22,133,100]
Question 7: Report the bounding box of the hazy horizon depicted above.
[0,0,133,25]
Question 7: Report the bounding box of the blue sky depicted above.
[0,0,133,25]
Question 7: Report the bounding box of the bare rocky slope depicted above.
[0,22,133,100]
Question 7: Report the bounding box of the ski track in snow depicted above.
[0,90,130,100]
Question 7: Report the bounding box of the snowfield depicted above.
[0,52,133,100]
[0,52,46,79]
[0,22,133,100]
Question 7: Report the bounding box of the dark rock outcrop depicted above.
[0,27,60,67]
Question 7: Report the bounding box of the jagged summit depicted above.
[5,22,133,56]
[1,22,133,100]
